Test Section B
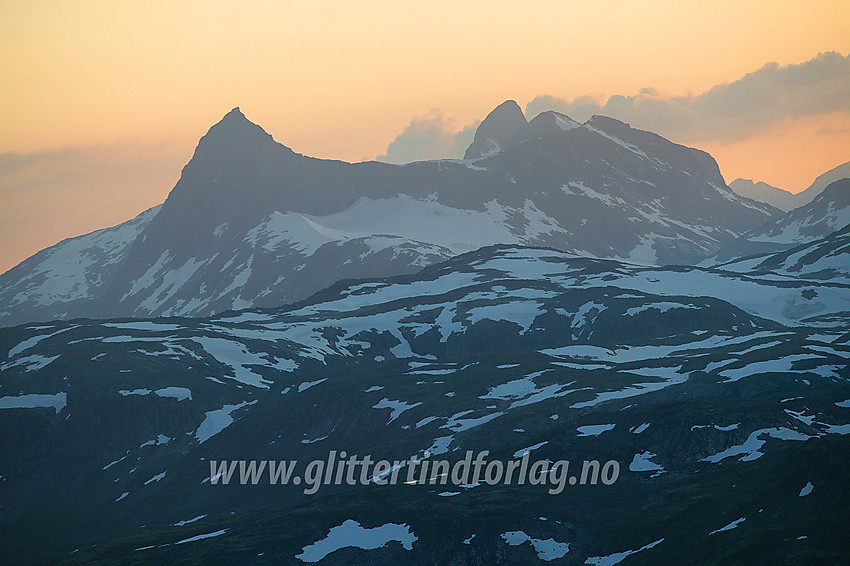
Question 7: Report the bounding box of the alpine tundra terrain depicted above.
[0,103,778,327]
[1,239,849,564]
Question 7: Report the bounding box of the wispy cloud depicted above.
[0,143,188,195]
[0,141,188,274]
[526,51,850,143]
[376,52,850,164]
[376,109,478,164]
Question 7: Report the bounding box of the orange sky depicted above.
[1,0,850,273]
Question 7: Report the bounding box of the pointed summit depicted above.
[214,106,253,129]
[196,107,280,151]
[464,100,528,159]
[153,107,299,233]
[179,107,298,195]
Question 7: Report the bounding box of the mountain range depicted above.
[0,104,778,327]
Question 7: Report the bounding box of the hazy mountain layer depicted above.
[730,158,850,211]
[730,179,797,212]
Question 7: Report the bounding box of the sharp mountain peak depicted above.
[463,100,529,159]
[197,107,281,149]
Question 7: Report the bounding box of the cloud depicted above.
[0,142,188,274]
[376,109,478,164]
[525,51,850,143]
[0,143,188,195]
[378,52,850,163]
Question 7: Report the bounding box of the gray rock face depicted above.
[516,109,580,143]
[0,104,778,327]
[464,104,584,160]
[463,100,528,159]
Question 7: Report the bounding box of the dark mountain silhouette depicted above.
[0,104,777,327]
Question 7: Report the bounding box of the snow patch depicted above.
[0,392,67,413]
[709,518,745,535]
[577,424,615,437]
[585,538,664,565]
[296,520,417,562]
[501,531,570,561]
[195,400,257,444]
[175,529,228,545]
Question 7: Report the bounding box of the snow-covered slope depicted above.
[714,222,850,284]
[0,206,160,321]
[712,178,850,263]
[0,104,777,327]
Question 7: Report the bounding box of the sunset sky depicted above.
[1,0,850,273]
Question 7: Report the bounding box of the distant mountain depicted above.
[730,158,850,211]
[2,245,848,563]
[793,158,850,206]
[711,178,850,263]
[0,105,777,327]
[729,179,797,212]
